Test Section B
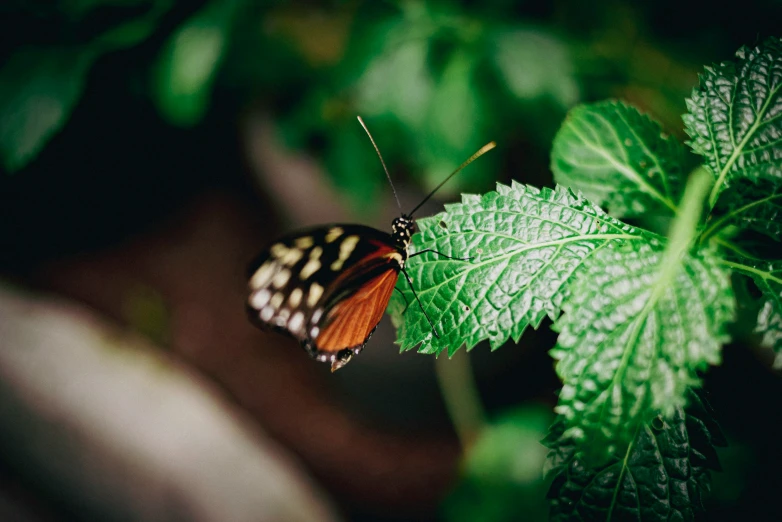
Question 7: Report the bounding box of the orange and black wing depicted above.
[312,265,399,371]
[247,224,403,370]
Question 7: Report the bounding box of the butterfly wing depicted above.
[247,224,403,369]
[311,262,400,370]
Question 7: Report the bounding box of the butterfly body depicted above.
[247,216,414,371]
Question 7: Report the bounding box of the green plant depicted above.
[1,1,717,212]
[391,37,782,521]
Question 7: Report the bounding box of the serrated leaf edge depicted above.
[393,182,652,355]
[556,100,681,214]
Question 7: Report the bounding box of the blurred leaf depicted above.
[683,37,782,206]
[354,5,494,194]
[551,241,734,464]
[443,406,552,522]
[419,49,489,192]
[757,286,782,368]
[355,19,434,130]
[706,178,782,242]
[0,0,171,172]
[153,0,235,126]
[265,7,352,67]
[544,389,725,522]
[427,50,481,153]
[491,27,579,110]
[389,182,650,355]
[551,101,685,218]
[324,121,386,213]
[0,46,97,172]
[726,258,782,358]
[94,0,172,50]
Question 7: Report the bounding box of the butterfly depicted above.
[247,116,495,371]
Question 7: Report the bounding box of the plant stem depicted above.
[435,350,486,451]
[662,166,712,270]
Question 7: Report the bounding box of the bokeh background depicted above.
[1,1,781,521]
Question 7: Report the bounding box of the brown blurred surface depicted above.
[34,191,461,518]
[0,280,340,522]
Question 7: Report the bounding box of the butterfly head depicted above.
[391,214,415,248]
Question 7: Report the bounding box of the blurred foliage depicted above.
[0,0,171,172]
[152,0,237,126]
[442,405,552,522]
[4,0,779,209]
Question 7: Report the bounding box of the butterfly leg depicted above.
[400,268,440,338]
[409,248,472,262]
[393,286,412,314]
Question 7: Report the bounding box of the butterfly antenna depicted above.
[409,141,496,216]
[357,116,402,211]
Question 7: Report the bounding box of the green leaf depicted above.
[0,46,97,172]
[153,0,234,126]
[550,241,734,463]
[683,37,782,208]
[551,100,685,218]
[442,406,552,522]
[0,0,172,171]
[419,49,488,193]
[757,286,782,366]
[721,258,782,359]
[491,27,579,110]
[704,178,782,242]
[427,50,481,153]
[355,19,434,131]
[389,182,650,355]
[323,122,385,213]
[544,389,725,522]
[550,168,733,463]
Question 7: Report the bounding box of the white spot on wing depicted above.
[260,307,274,321]
[270,293,284,309]
[270,243,287,258]
[280,249,303,266]
[249,262,275,289]
[299,246,323,279]
[270,243,304,266]
[272,269,290,288]
[308,284,324,307]
[275,308,290,326]
[311,308,323,324]
[289,311,304,333]
[325,227,343,243]
[295,236,314,249]
[331,235,359,271]
[249,289,271,309]
[300,259,320,279]
[289,288,303,308]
